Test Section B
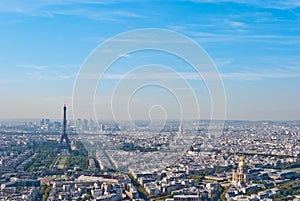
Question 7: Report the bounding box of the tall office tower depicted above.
[100,123,104,132]
[58,104,71,154]
[40,118,45,128]
[45,119,50,126]
[89,118,94,131]
[82,119,89,131]
[76,118,82,131]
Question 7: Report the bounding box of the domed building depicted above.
[232,155,249,187]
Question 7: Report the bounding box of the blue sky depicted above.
[0,0,299,120]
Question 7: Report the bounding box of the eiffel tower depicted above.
[58,104,71,154]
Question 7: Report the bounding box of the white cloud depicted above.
[18,64,48,71]
[191,0,300,9]
[222,71,300,80]
[214,58,233,67]
[0,1,145,21]
[118,53,131,58]
[26,71,74,80]
[227,21,247,28]
[183,30,300,44]
[78,68,300,81]
[43,96,72,102]
[23,64,75,80]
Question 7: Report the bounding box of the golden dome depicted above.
[238,160,244,166]
[238,155,245,167]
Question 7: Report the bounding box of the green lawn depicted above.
[287,167,300,172]
[57,156,68,169]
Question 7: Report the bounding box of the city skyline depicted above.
[0,0,300,120]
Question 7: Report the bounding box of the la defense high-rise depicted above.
[58,104,72,154]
